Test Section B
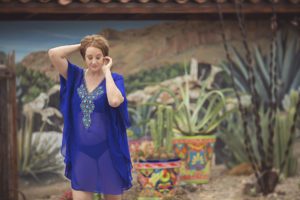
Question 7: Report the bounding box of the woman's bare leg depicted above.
[72,189,93,200]
[104,194,122,200]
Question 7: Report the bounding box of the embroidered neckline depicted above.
[77,79,104,129]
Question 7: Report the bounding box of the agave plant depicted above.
[152,64,235,136]
[218,4,300,194]
[219,91,299,177]
[220,28,300,107]
[150,63,235,136]
[173,73,234,136]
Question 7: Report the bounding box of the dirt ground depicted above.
[186,165,300,200]
[18,165,300,200]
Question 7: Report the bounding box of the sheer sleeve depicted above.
[107,73,133,189]
[59,60,81,114]
[59,60,82,179]
[111,74,131,129]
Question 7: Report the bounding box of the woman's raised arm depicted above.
[48,44,81,79]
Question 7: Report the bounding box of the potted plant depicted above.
[158,68,233,184]
[134,105,181,200]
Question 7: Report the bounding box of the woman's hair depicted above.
[80,34,109,59]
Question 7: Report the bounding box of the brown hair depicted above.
[80,34,109,59]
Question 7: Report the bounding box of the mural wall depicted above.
[1,19,299,199]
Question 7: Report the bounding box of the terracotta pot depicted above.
[173,135,216,184]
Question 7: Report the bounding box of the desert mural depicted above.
[1,20,300,200]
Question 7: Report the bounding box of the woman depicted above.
[48,35,132,200]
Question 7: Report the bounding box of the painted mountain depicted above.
[20,20,272,82]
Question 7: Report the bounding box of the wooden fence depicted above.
[0,51,18,200]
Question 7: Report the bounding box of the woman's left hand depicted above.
[102,56,112,74]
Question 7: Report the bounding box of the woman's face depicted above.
[84,46,105,73]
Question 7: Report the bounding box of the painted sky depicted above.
[0,21,163,62]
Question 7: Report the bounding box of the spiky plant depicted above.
[218,2,300,195]
[173,72,233,136]
[149,64,234,137]
[127,86,178,140]
[219,91,299,177]
[146,105,176,161]
[220,29,300,107]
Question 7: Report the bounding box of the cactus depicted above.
[275,109,298,177]
[148,105,175,160]
[166,106,174,153]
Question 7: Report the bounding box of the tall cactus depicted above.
[166,106,174,153]
[276,108,298,177]
[149,105,174,159]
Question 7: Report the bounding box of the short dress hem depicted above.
[71,182,133,195]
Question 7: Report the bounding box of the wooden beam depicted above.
[0,3,299,20]
[0,2,299,15]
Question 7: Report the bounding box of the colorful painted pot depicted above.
[128,138,153,163]
[128,137,152,153]
[134,159,181,200]
[173,135,216,184]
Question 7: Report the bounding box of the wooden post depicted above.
[0,51,18,200]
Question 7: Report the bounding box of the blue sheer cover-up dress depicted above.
[59,61,133,194]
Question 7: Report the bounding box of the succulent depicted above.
[143,105,177,161]
[155,67,235,136]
